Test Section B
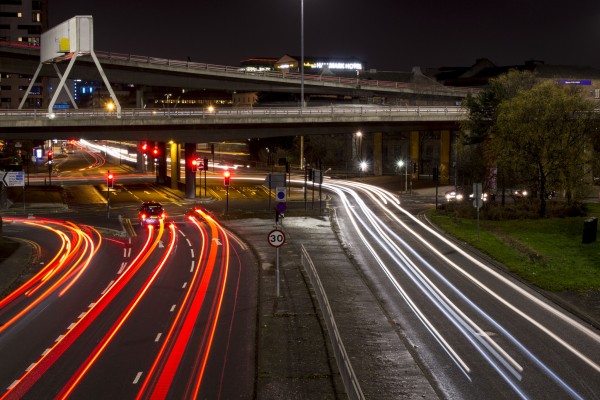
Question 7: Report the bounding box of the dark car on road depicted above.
[139,201,166,227]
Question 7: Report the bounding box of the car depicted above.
[469,191,489,202]
[512,189,528,200]
[139,201,166,227]
[445,188,464,202]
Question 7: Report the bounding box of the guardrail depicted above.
[0,105,467,120]
[94,50,477,95]
[300,244,365,400]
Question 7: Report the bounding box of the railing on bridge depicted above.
[0,105,467,120]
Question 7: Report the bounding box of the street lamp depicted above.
[356,131,363,162]
[359,161,367,173]
[397,159,408,192]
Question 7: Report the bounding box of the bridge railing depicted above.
[92,50,479,96]
[1,40,479,96]
[0,106,467,120]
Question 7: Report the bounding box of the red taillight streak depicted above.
[146,213,230,399]
[137,218,209,399]
[1,223,160,400]
[57,223,176,399]
[189,222,231,398]
[136,217,208,399]
[0,222,92,334]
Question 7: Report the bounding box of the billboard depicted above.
[40,16,93,63]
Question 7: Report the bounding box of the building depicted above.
[425,58,600,102]
[0,0,48,109]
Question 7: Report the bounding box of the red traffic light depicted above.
[47,150,53,160]
[107,172,114,187]
[190,158,199,172]
[141,143,148,153]
[152,147,159,157]
[224,170,231,186]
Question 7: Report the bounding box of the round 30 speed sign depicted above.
[268,229,286,247]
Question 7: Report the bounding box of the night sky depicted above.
[49,0,600,71]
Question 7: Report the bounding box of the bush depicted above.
[437,199,587,221]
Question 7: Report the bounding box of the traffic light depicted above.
[141,142,149,154]
[152,147,159,159]
[107,171,114,188]
[47,150,53,162]
[224,170,231,186]
[190,158,198,172]
[203,158,209,171]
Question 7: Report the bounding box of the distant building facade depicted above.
[0,0,48,109]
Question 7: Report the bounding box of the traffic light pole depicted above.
[107,170,111,219]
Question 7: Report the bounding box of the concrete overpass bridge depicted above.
[0,42,477,105]
[0,105,466,197]
[0,42,473,197]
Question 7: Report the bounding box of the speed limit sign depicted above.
[268,229,286,247]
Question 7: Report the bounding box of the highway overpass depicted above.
[0,42,477,105]
[0,105,465,142]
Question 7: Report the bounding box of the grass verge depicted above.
[428,204,600,293]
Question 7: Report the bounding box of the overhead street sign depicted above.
[1,171,25,187]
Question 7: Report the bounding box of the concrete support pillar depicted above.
[410,131,420,180]
[184,142,196,199]
[156,142,167,185]
[373,132,383,176]
[137,142,146,173]
[136,87,145,108]
[170,142,180,190]
[440,130,451,185]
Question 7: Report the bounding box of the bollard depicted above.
[582,217,598,244]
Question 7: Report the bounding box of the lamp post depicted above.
[299,0,305,169]
[397,160,408,193]
[356,131,363,162]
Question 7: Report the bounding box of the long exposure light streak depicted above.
[57,223,177,399]
[317,179,590,399]
[2,220,162,400]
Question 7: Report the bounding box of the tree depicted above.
[462,70,538,145]
[461,70,539,203]
[494,81,596,216]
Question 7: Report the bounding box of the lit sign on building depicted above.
[555,79,592,85]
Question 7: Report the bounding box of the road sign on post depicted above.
[268,229,286,247]
[1,171,25,187]
[275,187,286,202]
[473,183,483,209]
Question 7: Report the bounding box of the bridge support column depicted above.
[440,130,451,185]
[170,142,180,190]
[373,132,383,176]
[156,142,167,185]
[137,142,146,173]
[184,143,196,199]
[410,131,420,181]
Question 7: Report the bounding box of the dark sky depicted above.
[49,0,600,71]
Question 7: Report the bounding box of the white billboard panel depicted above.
[40,16,94,63]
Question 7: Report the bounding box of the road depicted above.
[325,179,600,399]
[1,144,599,399]
[0,201,256,399]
